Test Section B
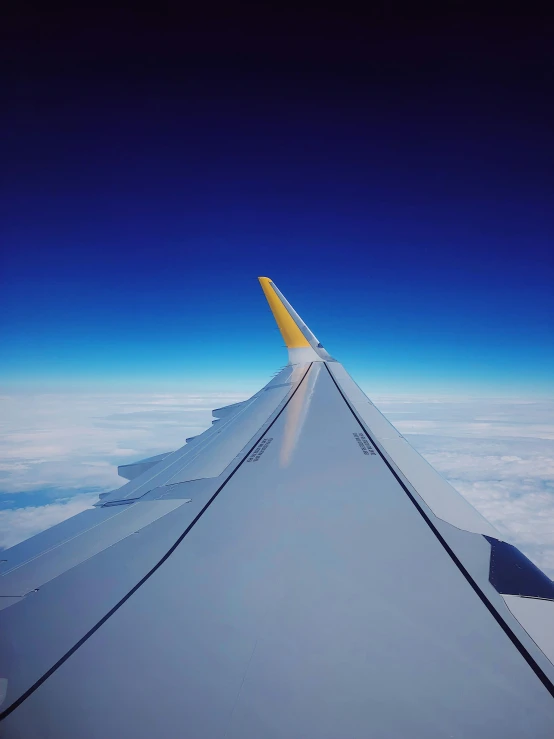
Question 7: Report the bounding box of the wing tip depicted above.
[257,277,333,363]
[258,276,310,350]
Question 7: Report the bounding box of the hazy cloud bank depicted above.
[0,391,243,548]
[1,391,553,576]
[375,396,554,576]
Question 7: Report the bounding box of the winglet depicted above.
[258,277,334,364]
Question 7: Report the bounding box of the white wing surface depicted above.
[1,277,553,738]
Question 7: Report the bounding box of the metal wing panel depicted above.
[212,401,248,419]
[2,362,554,737]
[0,365,312,714]
[327,361,554,676]
[0,507,127,577]
[0,495,210,714]
[99,365,299,504]
[328,362,501,537]
[0,365,302,592]
[118,452,173,481]
[165,383,292,485]
[0,499,188,599]
[503,596,554,665]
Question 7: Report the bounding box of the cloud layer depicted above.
[1,391,553,576]
[373,395,554,576]
[0,391,243,547]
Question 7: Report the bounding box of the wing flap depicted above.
[212,401,248,419]
[118,451,173,480]
[0,500,188,601]
[100,365,300,504]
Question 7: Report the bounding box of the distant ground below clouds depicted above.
[1,390,553,577]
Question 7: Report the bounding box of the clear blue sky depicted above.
[1,7,553,395]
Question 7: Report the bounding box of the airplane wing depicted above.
[1,277,553,738]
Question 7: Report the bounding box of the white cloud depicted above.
[0,391,246,549]
[0,391,246,494]
[0,391,553,579]
[369,395,554,577]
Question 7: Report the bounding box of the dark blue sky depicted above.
[2,6,553,394]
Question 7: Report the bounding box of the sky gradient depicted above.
[1,7,553,394]
[1,7,553,589]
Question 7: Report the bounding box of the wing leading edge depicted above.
[0,278,553,738]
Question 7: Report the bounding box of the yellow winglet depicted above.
[258,277,311,348]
